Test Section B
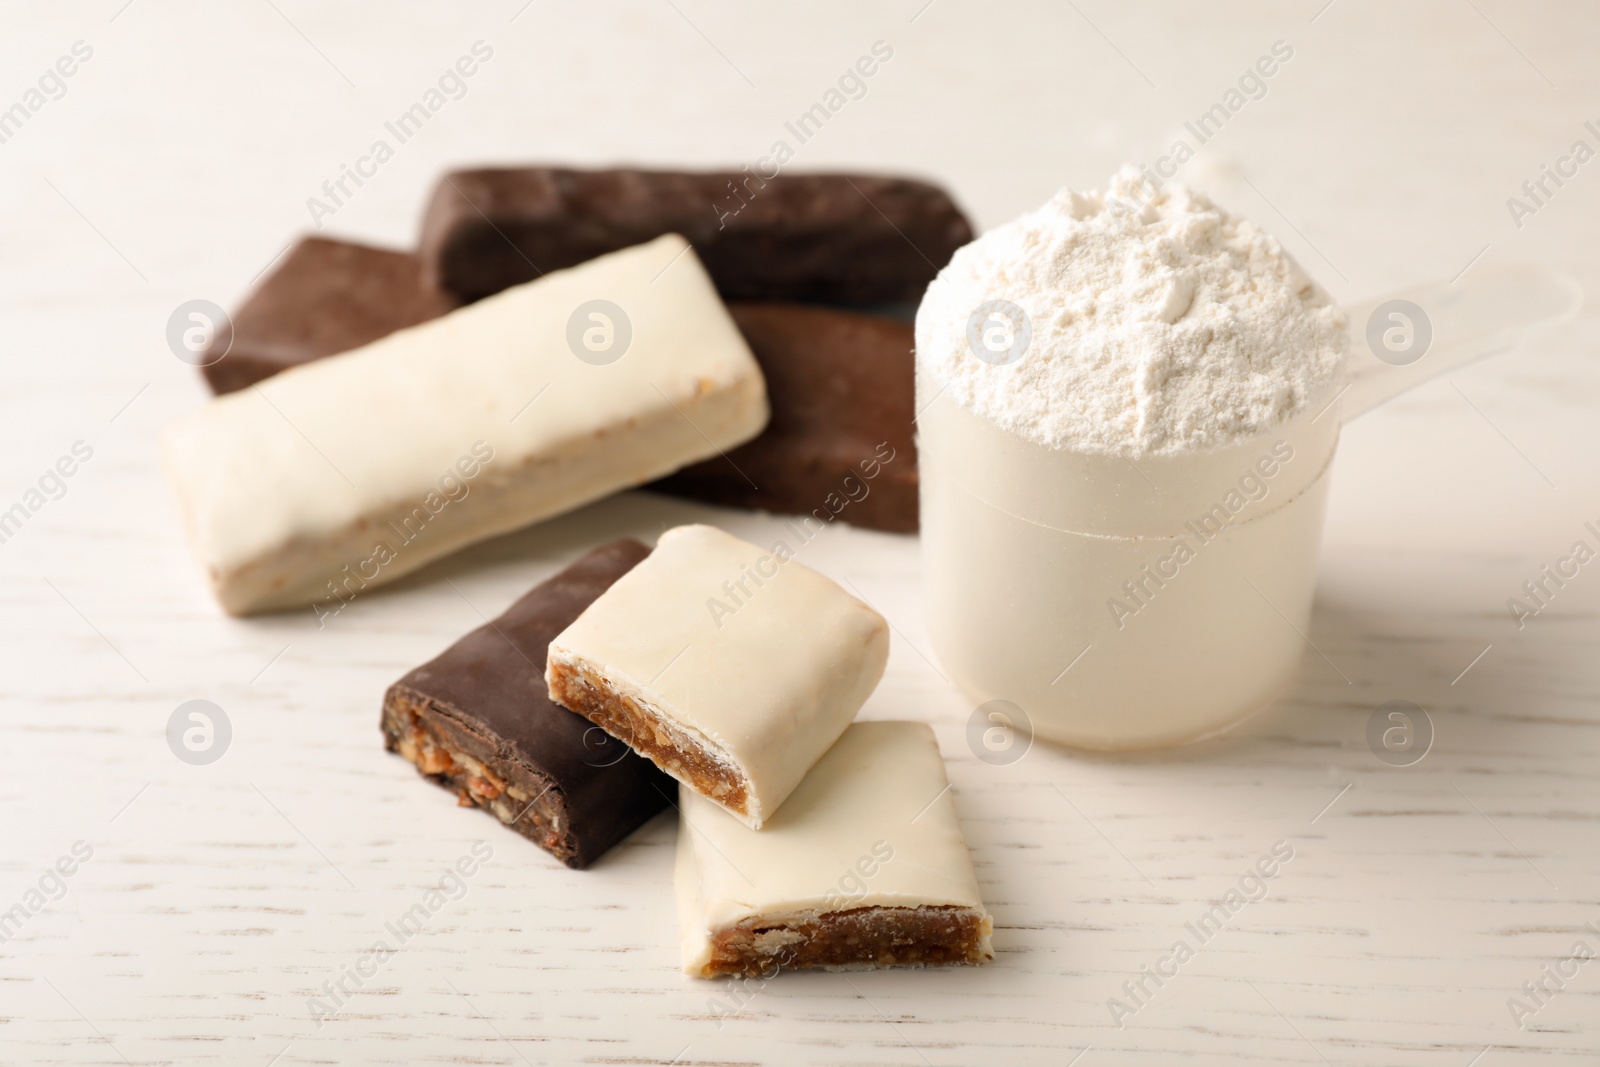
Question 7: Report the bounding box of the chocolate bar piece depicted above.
[651,302,917,533]
[203,237,458,395]
[676,721,993,977]
[382,539,672,869]
[418,167,973,305]
[546,524,888,829]
[162,236,769,615]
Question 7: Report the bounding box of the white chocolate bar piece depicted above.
[675,720,992,977]
[545,524,888,828]
[162,236,768,614]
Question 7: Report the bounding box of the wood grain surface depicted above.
[1,2,1597,1064]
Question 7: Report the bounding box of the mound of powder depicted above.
[916,168,1346,456]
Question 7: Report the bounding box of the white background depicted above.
[2,2,1598,1064]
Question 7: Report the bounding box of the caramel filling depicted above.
[701,905,992,978]
[381,691,573,863]
[549,660,751,818]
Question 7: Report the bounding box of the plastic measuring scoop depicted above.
[917,263,1581,751]
[1340,263,1582,419]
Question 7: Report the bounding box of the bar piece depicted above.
[546,524,888,829]
[202,237,458,395]
[162,236,769,615]
[676,720,992,977]
[203,272,921,531]
[382,540,673,869]
[650,302,918,533]
[418,167,973,305]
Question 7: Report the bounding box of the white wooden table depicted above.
[3,2,1598,1063]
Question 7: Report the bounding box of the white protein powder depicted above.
[916,167,1347,456]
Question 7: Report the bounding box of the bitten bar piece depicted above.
[546,524,888,828]
[382,540,673,869]
[202,237,458,395]
[650,302,918,533]
[675,720,993,977]
[162,236,769,615]
[418,167,973,304]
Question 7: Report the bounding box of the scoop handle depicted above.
[1338,263,1582,422]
